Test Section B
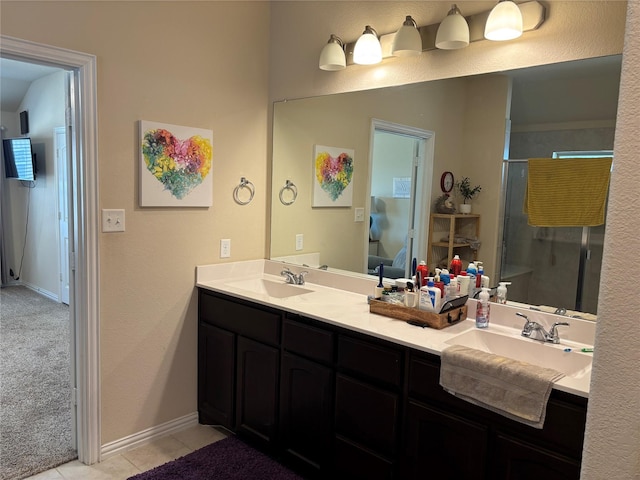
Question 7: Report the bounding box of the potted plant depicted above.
[455,177,481,214]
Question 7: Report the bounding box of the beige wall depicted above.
[1,1,270,445]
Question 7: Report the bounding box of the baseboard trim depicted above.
[100,412,199,460]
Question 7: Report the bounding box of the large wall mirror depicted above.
[271,54,621,320]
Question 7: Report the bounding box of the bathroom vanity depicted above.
[196,260,592,479]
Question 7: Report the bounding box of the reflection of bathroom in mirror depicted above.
[271,54,621,318]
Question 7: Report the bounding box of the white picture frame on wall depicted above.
[312,144,354,207]
[139,120,213,207]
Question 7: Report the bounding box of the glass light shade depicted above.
[392,16,422,57]
[319,35,346,71]
[353,26,382,65]
[435,5,469,50]
[484,0,523,41]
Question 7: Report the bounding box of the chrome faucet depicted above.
[280,268,309,285]
[516,312,570,344]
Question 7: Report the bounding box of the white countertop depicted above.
[196,259,594,398]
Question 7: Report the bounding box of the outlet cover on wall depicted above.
[295,234,303,251]
[220,239,231,258]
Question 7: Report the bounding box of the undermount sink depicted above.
[225,278,314,299]
[445,329,592,378]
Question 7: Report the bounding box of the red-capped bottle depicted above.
[450,255,462,276]
[416,261,429,287]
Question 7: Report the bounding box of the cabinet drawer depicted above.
[199,290,280,345]
[282,318,334,365]
[338,335,402,388]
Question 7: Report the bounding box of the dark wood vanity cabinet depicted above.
[404,351,587,480]
[198,288,588,480]
[197,290,281,450]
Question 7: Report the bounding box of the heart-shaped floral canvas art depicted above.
[313,145,354,207]
[139,121,213,207]
[142,128,212,200]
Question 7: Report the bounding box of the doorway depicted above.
[368,120,434,278]
[1,35,100,464]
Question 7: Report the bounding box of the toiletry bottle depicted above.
[448,277,458,301]
[416,261,429,287]
[476,287,491,328]
[476,262,483,289]
[450,255,462,276]
[466,262,477,297]
[458,272,469,298]
[419,277,441,312]
[496,282,511,304]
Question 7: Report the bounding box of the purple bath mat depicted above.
[127,435,303,480]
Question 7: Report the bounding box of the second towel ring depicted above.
[233,177,255,205]
[279,180,298,205]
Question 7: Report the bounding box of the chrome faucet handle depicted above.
[281,268,296,284]
[517,312,543,339]
[296,271,309,285]
[547,321,570,344]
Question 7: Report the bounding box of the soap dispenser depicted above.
[496,282,512,304]
[476,287,491,328]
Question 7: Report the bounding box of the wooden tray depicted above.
[369,299,468,330]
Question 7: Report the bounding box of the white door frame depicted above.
[368,119,434,276]
[1,35,101,464]
[55,126,70,306]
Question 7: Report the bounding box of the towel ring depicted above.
[279,180,297,206]
[233,177,255,205]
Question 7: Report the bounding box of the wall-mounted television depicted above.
[3,137,36,181]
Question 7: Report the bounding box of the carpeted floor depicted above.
[0,286,77,480]
[128,435,304,480]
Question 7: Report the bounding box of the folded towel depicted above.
[439,344,565,429]
[524,157,612,227]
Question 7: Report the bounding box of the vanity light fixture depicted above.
[353,25,382,65]
[435,4,469,50]
[484,0,523,41]
[392,16,422,57]
[319,34,346,71]
[319,1,544,71]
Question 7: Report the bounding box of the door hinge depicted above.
[71,387,78,406]
[69,252,76,271]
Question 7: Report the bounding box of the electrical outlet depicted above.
[102,209,125,232]
[295,234,303,251]
[220,239,231,258]
[354,207,365,222]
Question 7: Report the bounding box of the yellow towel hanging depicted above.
[524,157,612,227]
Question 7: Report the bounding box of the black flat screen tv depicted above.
[3,137,36,181]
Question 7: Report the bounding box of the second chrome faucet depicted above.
[281,268,308,286]
[516,312,570,344]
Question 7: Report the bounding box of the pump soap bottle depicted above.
[496,282,512,304]
[476,287,490,328]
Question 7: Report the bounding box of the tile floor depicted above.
[23,424,228,480]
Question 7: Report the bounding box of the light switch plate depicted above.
[354,207,365,222]
[295,234,303,251]
[102,209,125,232]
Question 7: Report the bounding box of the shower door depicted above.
[500,159,608,315]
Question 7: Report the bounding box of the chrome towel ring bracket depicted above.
[233,177,255,205]
[279,180,297,205]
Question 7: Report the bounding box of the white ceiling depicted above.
[0,58,63,112]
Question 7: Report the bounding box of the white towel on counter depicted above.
[439,344,565,429]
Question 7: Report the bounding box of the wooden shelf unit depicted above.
[427,213,480,272]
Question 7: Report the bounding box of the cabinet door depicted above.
[491,433,581,480]
[403,400,488,480]
[236,336,279,448]
[198,323,235,429]
[280,352,333,473]
[335,374,399,458]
